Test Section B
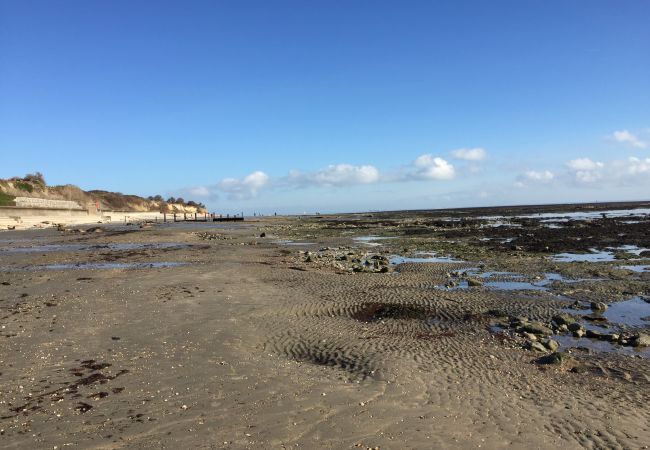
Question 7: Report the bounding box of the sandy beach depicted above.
[1,206,649,449]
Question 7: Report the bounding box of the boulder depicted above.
[520,322,553,336]
[527,341,548,353]
[585,329,604,339]
[552,313,577,326]
[630,333,650,347]
[590,302,608,312]
[544,339,560,352]
[536,352,568,365]
[467,278,483,287]
[522,332,538,341]
[567,322,583,332]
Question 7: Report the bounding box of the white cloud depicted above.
[189,186,211,197]
[615,156,650,178]
[515,170,555,188]
[526,170,555,182]
[412,154,455,180]
[287,164,380,187]
[566,158,605,184]
[450,147,487,161]
[313,164,380,186]
[567,158,604,171]
[565,156,650,185]
[218,170,270,199]
[612,130,646,149]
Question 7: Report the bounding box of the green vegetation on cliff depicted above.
[0,173,206,213]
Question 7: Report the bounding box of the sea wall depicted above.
[0,207,212,230]
[14,197,84,210]
[0,206,98,230]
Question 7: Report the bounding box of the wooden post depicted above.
[173,213,177,222]
[163,213,166,223]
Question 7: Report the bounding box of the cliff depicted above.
[0,173,207,213]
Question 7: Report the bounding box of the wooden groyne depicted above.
[160,213,244,223]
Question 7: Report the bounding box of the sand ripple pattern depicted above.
[259,262,650,448]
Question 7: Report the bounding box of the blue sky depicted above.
[1,0,649,214]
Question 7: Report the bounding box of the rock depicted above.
[467,278,483,287]
[630,333,650,347]
[583,314,608,324]
[519,322,553,336]
[544,339,560,352]
[522,332,538,341]
[591,302,608,312]
[602,333,620,342]
[552,313,577,326]
[259,232,266,238]
[585,329,604,339]
[573,329,585,338]
[567,322,583,332]
[536,352,568,365]
[557,324,568,332]
[527,341,548,353]
[510,316,529,327]
[570,366,588,374]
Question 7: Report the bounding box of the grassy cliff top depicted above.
[0,173,207,213]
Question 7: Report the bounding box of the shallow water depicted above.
[604,297,650,328]
[553,334,650,357]
[26,262,189,271]
[274,240,318,246]
[353,236,397,247]
[439,271,598,292]
[564,297,650,329]
[0,242,188,253]
[390,252,465,264]
[619,265,650,273]
[481,207,650,222]
[551,245,649,262]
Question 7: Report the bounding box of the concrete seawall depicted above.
[0,207,99,230]
[14,197,84,210]
[0,207,169,230]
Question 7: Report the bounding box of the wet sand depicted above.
[1,207,649,449]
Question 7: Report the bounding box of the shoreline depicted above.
[0,212,648,448]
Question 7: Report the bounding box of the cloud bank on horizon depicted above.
[180,128,650,211]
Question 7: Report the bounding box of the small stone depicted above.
[520,322,553,336]
[585,329,605,339]
[573,329,585,338]
[467,278,483,287]
[522,332,537,341]
[571,366,588,374]
[528,341,548,353]
[567,322,583,332]
[630,333,650,347]
[591,302,608,312]
[552,313,576,326]
[536,352,568,365]
[544,339,560,352]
